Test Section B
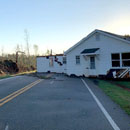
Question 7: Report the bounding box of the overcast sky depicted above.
[0,0,130,54]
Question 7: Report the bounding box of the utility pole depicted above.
[16,51,25,64]
[50,49,52,56]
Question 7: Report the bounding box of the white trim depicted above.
[111,52,130,68]
[81,52,99,56]
[81,78,120,130]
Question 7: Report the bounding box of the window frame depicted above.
[90,56,95,69]
[63,57,67,64]
[122,53,130,67]
[111,53,120,67]
[76,55,80,64]
[111,52,130,68]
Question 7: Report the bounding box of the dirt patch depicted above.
[25,72,55,79]
[90,79,99,86]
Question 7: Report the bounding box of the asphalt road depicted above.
[0,74,130,130]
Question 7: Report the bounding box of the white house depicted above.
[37,29,130,78]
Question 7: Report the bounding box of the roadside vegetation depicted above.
[0,30,40,79]
[0,71,36,80]
[0,75,12,79]
[0,55,36,78]
[111,81,130,89]
[0,29,53,80]
[91,79,130,115]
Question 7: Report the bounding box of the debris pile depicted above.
[0,60,19,75]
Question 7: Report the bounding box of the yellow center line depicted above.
[0,79,43,107]
[0,79,41,103]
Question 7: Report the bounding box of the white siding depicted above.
[37,56,66,73]
[66,33,130,76]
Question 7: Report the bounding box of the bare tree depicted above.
[20,44,24,52]
[15,44,25,64]
[16,51,25,64]
[0,46,4,61]
[1,46,4,57]
[15,44,20,52]
[24,29,31,67]
[45,49,53,56]
[24,29,30,57]
[45,49,51,55]
[33,44,39,56]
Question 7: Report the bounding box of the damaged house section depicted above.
[37,29,130,78]
[37,54,66,74]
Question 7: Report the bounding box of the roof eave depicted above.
[96,30,130,44]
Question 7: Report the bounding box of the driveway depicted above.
[0,74,129,130]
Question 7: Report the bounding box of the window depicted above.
[63,57,66,64]
[90,56,95,69]
[122,53,130,67]
[111,53,120,67]
[49,57,53,67]
[76,56,80,64]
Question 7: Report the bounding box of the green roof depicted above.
[81,48,100,54]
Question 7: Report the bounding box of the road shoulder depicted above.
[83,78,130,130]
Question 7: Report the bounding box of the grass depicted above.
[0,71,53,80]
[92,79,130,115]
[0,70,36,80]
[12,70,36,76]
[112,81,130,89]
[0,75,13,79]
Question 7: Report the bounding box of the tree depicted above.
[15,44,20,53]
[24,29,30,57]
[45,49,51,55]
[24,29,31,67]
[1,46,4,57]
[45,49,53,56]
[0,46,4,61]
[124,34,130,37]
[124,34,130,40]
[33,44,39,56]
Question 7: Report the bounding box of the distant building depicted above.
[37,29,130,78]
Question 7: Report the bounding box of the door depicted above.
[89,56,96,76]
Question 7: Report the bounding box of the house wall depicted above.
[37,56,66,73]
[66,33,130,76]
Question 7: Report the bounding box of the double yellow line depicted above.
[0,79,43,107]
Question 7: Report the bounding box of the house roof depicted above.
[98,30,130,42]
[81,48,100,54]
[64,29,130,55]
